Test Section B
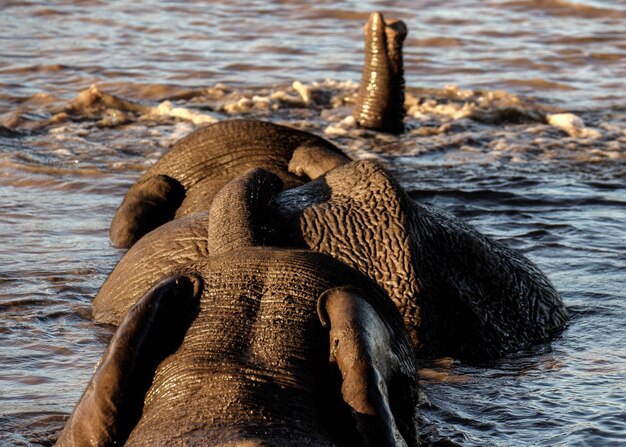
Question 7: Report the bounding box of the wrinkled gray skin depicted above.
[94,143,352,324]
[270,160,568,360]
[59,170,419,447]
[109,119,348,248]
[353,12,407,134]
[95,160,568,361]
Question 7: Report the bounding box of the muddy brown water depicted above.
[1,1,625,445]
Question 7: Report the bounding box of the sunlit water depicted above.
[1,1,625,445]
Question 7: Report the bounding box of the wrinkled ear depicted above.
[110,174,185,248]
[288,140,349,180]
[55,275,202,447]
[208,168,283,255]
[317,286,417,447]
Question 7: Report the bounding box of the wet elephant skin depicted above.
[109,119,348,248]
[353,12,407,134]
[59,170,419,447]
[95,161,568,362]
[270,160,568,360]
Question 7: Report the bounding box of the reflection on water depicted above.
[1,0,625,446]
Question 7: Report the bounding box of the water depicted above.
[1,0,625,445]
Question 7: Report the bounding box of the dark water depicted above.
[1,1,625,445]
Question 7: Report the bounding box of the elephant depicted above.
[58,169,419,447]
[268,160,568,360]
[109,119,349,248]
[94,159,568,361]
[353,12,407,134]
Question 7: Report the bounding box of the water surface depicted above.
[1,1,625,445]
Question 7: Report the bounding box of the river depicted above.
[1,1,625,445]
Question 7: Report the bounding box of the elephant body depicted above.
[95,160,568,361]
[110,119,348,247]
[124,250,416,447]
[58,170,419,447]
[270,160,568,359]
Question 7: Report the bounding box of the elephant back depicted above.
[126,248,413,446]
[109,119,349,248]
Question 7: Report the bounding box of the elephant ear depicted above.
[208,168,283,255]
[279,160,422,346]
[288,139,349,180]
[55,275,202,447]
[110,174,186,248]
[317,286,419,447]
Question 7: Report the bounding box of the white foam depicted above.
[292,81,311,103]
[152,101,218,125]
[547,113,601,139]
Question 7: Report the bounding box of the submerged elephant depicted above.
[94,160,567,361]
[58,170,419,447]
[110,119,348,248]
[269,160,568,359]
[353,12,407,134]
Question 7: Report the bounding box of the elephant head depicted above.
[58,169,419,447]
[110,119,349,248]
[353,12,408,134]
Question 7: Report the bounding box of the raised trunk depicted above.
[353,12,408,134]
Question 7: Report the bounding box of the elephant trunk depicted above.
[353,12,408,134]
[207,169,283,255]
